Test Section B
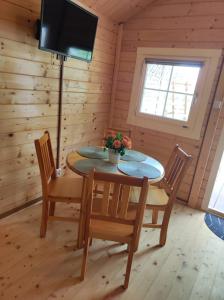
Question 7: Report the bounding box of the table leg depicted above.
[77,176,88,249]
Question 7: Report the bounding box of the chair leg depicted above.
[49,202,56,216]
[80,237,90,281]
[159,208,172,246]
[159,227,168,246]
[89,238,93,246]
[77,178,87,249]
[124,244,134,289]
[133,237,140,253]
[40,199,49,238]
[152,209,158,224]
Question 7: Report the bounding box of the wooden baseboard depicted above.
[176,197,187,205]
[0,197,42,220]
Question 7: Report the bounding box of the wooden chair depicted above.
[142,145,192,246]
[81,170,149,289]
[35,131,83,238]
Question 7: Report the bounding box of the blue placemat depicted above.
[77,146,108,159]
[205,212,224,240]
[118,161,162,179]
[74,159,118,175]
[121,150,148,162]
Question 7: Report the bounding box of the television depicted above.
[39,0,98,62]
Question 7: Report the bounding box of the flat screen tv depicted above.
[39,0,98,62]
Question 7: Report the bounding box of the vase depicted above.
[108,149,120,164]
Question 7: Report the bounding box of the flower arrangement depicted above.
[104,131,132,156]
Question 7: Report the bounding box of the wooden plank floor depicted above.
[0,202,223,300]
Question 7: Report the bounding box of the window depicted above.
[140,61,201,121]
[127,48,222,139]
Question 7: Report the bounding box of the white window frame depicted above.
[127,48,222,139]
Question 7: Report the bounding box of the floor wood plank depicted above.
[0,203,223,300]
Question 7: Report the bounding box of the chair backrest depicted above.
[34,131,56,195]
[162,144,192,195]
[86,170,148,239]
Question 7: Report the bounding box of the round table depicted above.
[66,149,164,182]
[66,148,164,248]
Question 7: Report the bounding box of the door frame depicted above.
[202,122,224,216]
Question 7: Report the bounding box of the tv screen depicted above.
[39,0,98,62]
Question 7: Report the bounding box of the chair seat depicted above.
[130,186,168,206]
[146,187,169,206]
[48,176,83,201]
[90,219,134,243]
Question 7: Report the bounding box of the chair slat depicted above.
[119,185,131,218]
[101,182,111,215]
[166,155,178,185]
[171,160,184,188]
[43,143,50,179]
[167,156,181,187]
[42,145,48,179]
[111,183,121,217]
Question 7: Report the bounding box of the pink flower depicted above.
[122,136,132,149]
[113,140,121,149]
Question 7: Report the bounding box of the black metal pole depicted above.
[56,55,64,169]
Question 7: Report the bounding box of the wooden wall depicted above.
[111,0,224,202]
[0,0,117,215]
[1,0,224,215]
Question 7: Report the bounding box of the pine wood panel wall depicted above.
[111,0,224,202]
[78,0,156,22]
[0,0,117,215]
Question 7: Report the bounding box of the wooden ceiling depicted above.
[79,0,157,23]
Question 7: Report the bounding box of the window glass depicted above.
[140,62,201,122]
